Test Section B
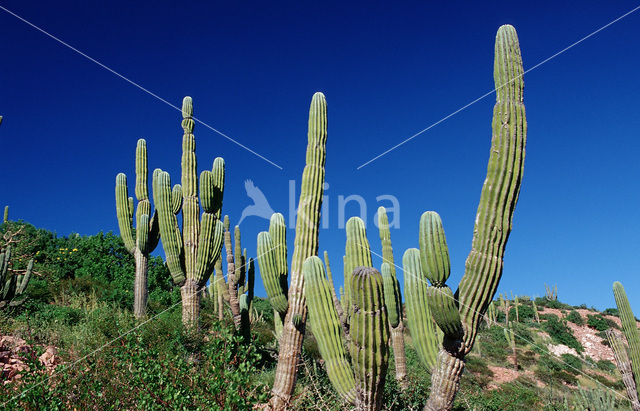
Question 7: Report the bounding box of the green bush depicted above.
[596,359,616,373]
[509,304,535,322]
[586,314,618,332]
[560,353,582,375]
[602,308,619,317]
[565,310,584,325]
[541,316,583,353]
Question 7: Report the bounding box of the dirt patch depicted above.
[1,335,59,384]
[486,365,544,389]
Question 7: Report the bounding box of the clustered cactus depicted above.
[0,246,33,308]
[115,139,161,318]
[611,282,640,410]
[152,97,225,329]
[503,322,517,369]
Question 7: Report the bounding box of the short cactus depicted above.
[503,322,517,369]
[377,207,407,386]
[115,139,162,318]
[152,97,225,329]
[0,246,33,308]
[304,257,389,410]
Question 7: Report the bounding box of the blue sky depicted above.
[1,1,639,313]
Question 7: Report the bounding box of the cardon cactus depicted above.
[258,92,327,409]
[606,328,640,410]
[115,139,162,318]
[613,282,640,400]
[0,246,33,308]
[3,206,8,224]
[152,97,225,329]
[377,207,407,386]
[304,257,389,411]
[404,24,526,411]
[503,322,517,369]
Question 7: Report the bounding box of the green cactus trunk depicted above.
[422,25,526,411]
[3,206,8,224]
[269,92,327,409]
[606,329,640,410]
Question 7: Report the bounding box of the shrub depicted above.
[542,316,583,353]
[587,314,618,331]
[509,304,535,322]
[596,359,616,373]
[566,310,584,325]
[602,308,619,317]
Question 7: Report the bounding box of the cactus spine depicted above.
[115,139,162,318]
[267,92,327,408]
[606,329,640,410]
[304,257,389,410]
[0,246,33,308]
[415,25,526,411]
[613,282,640,398]
[377,207,407,386]
[153,97,225,329]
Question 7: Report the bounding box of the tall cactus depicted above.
[115,139,162,318]
[503,322,517,369]
[613,282,640,398]
[0,246,33,308]
[304,257,389,410]
[153,97,225,329]
[3,206,8,224]
[259,92,327,409]
[377,207,407,386]
[606,329,640,410]
[402,24,527,411]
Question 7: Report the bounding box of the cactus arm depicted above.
[257,231,289,314]
[147,209,160,252]
[613,281,640,396]
[303,256,356,404]
[115,173,136,254]
[195,216,223,287]
[323,250,347,333]
[403,248,439,371]
[211,158,225,218]
[171,184,183,214]
[153,170,186,285]
[3,206,7,224]
[457,24,527,352]
[344,216,372,322]
[270,92,327,408]
[234,226,246,290]
[349,266,389,410]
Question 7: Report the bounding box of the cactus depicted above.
[532,299,540,324]
[606,329,640,410]
[573,384,616,411]
[152,97,225,329]
[304,257,389,410]
[401,25,527,411]
[545,283,558,301]
[486,301,497,327]
[115,139,162,319]
[264,92,327,408]
[0,246,33,308]
[377,207,407,386]
[514,295,519,322]
[3,206,8,224]
[403,248,440,371]
[503,322,517,369]
[613,282,640,398]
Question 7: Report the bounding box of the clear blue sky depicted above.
[1,1,639,313]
